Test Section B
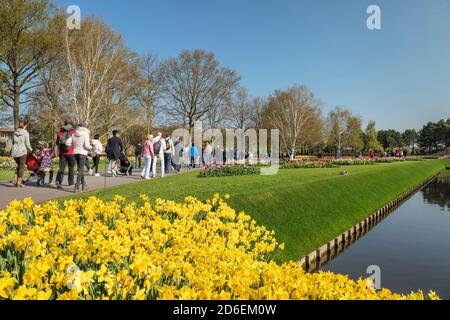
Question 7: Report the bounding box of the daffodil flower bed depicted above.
[0,195,439,300]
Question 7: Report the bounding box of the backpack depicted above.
[153,138,162,155]
[4,137,13,154]
[59,130,71,152]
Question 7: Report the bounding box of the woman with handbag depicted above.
[10,119,33,187]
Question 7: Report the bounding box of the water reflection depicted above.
[421,175,450,210]
[322,172,450,299]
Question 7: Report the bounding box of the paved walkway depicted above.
[0,168,185,209]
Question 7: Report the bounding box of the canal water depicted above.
[322,172,450,299]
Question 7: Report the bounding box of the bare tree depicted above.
[159,49,240,130]
[28,16,141,141]
[228,87,254,130]
[327,106,363,155]
[0,0,62,128]
[249,96,266,130]
[28,56,68,135]
[264,85,323,159]
[135,53,161,134]
[326,106,350,154]
[205,95,231,129]
[61,17,137,128]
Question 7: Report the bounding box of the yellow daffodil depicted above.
[0,195,439,300]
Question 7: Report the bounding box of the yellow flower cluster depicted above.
[0,195,439,300]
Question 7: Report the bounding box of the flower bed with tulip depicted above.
[279,157,421,170]
[280,162,340,169]
[198,165,261,178]
[0,195,439,300]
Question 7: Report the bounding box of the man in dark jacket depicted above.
[55,120,76,188]
[135,143,143,169]
[105,130,123,176]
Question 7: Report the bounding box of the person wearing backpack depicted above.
[10,119,33,187]
[55,120,76,189]
[66,122,92,193]
[152,132,166,178]
[163,134,175,174]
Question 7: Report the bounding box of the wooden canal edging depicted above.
[298,170,444,273]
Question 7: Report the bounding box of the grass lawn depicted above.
[0,170,13,181]
[70,159,449,262]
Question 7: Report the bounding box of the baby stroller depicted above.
[119,153,133,176]
[23,153,41,185]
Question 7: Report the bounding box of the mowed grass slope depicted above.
[73,160,448,261]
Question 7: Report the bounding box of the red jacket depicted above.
[56,127,75,156]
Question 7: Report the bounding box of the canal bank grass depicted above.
[70,160,449,262]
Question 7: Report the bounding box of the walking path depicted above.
[0,168,185,209]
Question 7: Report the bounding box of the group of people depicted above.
[8,119,125,192]
[41,120,103,191]
[138,132,176,180]
[133,138,260,177]
[369,149,407,159]
[8,118,187,191]
[53,120,105,192]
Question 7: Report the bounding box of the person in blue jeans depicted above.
[163,135,175,174]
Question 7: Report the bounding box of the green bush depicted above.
[198,165,261,178]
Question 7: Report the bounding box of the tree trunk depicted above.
[146,102,153,134]
[146,109,152,135]
[13,90,20,129]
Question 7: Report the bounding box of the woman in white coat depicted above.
[67,123,92,192]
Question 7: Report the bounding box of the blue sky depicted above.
[56,0,450,130]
